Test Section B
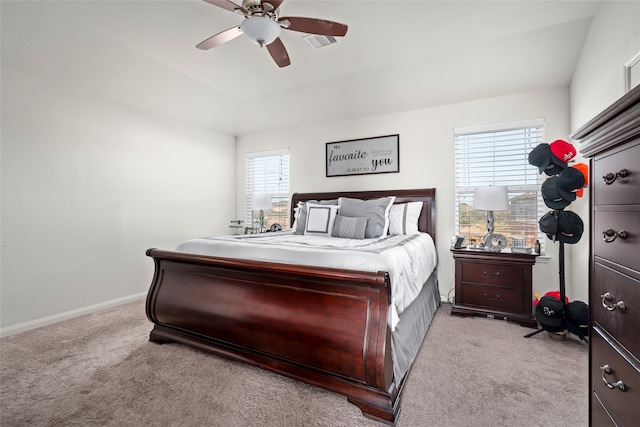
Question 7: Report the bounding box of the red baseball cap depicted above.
[533,290,570,305]
[550,139,576,164]
[573,163,588,197]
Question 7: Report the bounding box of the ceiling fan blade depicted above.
[196,26,242,50]
[278,17,348,37]
[262,0,284,12]
[266,38,291,68]
[202,0,247,14]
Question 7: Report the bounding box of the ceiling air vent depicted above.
[303,35,338,49]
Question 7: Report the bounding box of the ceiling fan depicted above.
[196,0,348,68]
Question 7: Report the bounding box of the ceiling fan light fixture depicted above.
[240,16,280,47]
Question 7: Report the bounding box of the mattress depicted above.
[176,230,437,330]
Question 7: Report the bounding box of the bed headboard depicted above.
[290,188,436,243]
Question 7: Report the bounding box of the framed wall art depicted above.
[326,134,399,177]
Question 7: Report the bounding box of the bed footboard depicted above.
[145,248,402,424]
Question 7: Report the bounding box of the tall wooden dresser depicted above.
[572,84,640,426]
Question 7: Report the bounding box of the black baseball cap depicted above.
[539,210,559,240]
[565,301,589,338]
[557,167,586,202]
[528,144,566,176]
[541,176,571,210]
[556,211,584,244]
[536,296,566,332]
[539,210,584,244]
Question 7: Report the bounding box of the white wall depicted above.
[568,0,640,305]
[237,88,572,303]
[1,3,237,334]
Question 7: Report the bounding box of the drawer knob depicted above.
[602,168,629,185]
[602,228,628,243]
[601,292,626,312]
[482,292,500,301]
[600,364,626,391]
[482,271,501,278]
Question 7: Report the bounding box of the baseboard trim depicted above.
[0,292,147,338]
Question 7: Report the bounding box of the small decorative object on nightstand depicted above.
[451,248,537,328]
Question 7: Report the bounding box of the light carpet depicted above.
[0,300,588,426]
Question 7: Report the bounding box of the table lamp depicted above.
[252,193,273,232]
[473,186,509,246]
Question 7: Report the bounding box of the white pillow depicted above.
[294,199,339,234]
[338,196,396,238]
[304,204,340,236]
[388,202,423,235]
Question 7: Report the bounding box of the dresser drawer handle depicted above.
[482,271,501,278]
[602,168,629,185]
[602,228,628,243]
[600,365,626,391]
[482,292,500,301]
[601,292,626,312]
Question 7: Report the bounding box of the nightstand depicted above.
[451,249,537,328]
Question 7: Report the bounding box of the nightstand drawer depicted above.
[461,262,524,287]
[462,284,523,312]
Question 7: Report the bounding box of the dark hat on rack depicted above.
[539,210,584,244]
[541,177,571,210]
[565,300,589,338]
[539,210,560,239]
[557,167,586,201]
[528,144,566,176]
[536,296,566,332]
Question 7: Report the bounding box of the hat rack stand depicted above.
[523,239,565,339]
[524,139,590,340]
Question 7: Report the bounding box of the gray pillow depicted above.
[331,215,369,239]
[338,196,396,238]
[294,199,339,234]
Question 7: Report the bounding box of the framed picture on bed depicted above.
[326,134,399,177]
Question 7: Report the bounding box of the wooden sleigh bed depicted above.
[145,188,438,424]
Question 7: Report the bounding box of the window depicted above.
[245,149,290,231]
[454,119,545,252]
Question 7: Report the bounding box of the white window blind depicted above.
[245,149,290,231]
[454,119,546,252]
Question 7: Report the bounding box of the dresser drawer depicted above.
[591,328,640,427]
[594,211,640,271]
[461,284,523,312]
[593,263,640,357]
[592,392,617,427]
[593,140,640,206]
[460,262,525,287]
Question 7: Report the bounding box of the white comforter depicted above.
[175,230,437,330]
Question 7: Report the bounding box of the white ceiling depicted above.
[3,1,601,136]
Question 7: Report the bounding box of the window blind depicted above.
[454,119,546,252]
[245,149,290,231]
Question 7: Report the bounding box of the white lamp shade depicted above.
[241,16,281,46]
[473,186,509,211]
[252,193,273,210]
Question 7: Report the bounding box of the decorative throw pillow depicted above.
[338,196,396,238]
[294,199,339,234]
[388,202,423,235]
[304,204,340,236]
[331,215,369,239]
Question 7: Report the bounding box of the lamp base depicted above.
[483,233,508,252]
